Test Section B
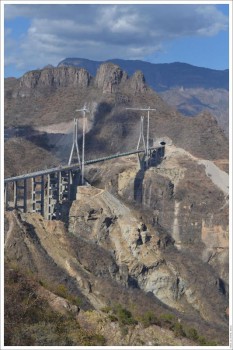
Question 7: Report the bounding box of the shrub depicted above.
[185,327,199,341]
[197,336,217,346]
[53,284,82,306]
[55,284,69,299]
[91,334,106,346]
[4,264,104,346]
[140,311,161,328]
[159,313,175,328]
[173,322,186,338]
[101,306,112,313]
[108,314,118,322]
[113,304,137,326]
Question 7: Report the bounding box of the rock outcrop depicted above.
[19,66,91,94]
[129,70,147,93]
[14,63,147,97]
[95,63,128,93]
[4,143,229,345]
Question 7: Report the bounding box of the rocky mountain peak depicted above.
[129,70,147,93]
[95,63,128,93]
[19,66,92,92]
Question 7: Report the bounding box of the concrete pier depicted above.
[13,179,27,212]
[4,146,163,220]
[32,175,45,216]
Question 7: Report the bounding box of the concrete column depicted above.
[41,175,45,217]
[13,181,17,208]
[31,175,45,216]
[4,183,8,210]
[31,177,36,212]
[23,179,27,213]
[68,170,72,201]
[57,171,61,201]
[47,174,51,220]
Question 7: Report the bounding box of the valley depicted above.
[4,62,229,347]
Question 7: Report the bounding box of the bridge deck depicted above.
[4,147,159,183]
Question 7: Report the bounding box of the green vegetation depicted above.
[4,263,105,346]
[113,304,138,326]
[159,313,175,327]
[4,262,218,346]
[38,279,82,307]
[136,310,218,346]
[103,304,137,326]
[53,283,82,306]
[139,310,161,328]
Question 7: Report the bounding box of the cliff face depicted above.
[84,145,229,304]
[4,62,228,163]
[68,183,228,325]
[18,66,92,95]
[17,63,147,96]
[4,161,229,344]
[57,58,229,135]
[5,62,152,130]
[4,142,229,345]
[94,63,147,94]
[95,63,128,93]
[4,59,229,346]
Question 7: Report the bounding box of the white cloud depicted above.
[4,4,229,73]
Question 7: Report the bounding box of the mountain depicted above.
[4,63,229,346]
[4,63,228,162]
[58,58,229,91]
[58,58,229,135]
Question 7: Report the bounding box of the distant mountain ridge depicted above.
[57,58,229,135]
[58,58,229,92]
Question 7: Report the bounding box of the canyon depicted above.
[4,62,229,346]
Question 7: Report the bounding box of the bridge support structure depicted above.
[4,169,81,220]
[4,146,165,219]
[31,175,45,216]
[12,179,28,213]
[4,183,9,210]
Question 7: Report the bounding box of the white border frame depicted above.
[1,1,232,350]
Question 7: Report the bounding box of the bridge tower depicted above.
[137,116,146,151]
[76,105,90,185]
[126,107,156,167]
[68,118,81,166]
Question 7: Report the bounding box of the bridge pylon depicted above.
[126,107,156,168]
[74,105,90,185]
[137,116,146,151]
[68,118,81,166]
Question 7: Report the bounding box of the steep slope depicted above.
[4,189,228,346]
[4,138,58,178]
[5,261,200,346]
[160,87,229,134]
[4,62,229,346]
[4,63,228,166]
[58,58,229,134]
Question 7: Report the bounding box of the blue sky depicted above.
[4,3,230,78]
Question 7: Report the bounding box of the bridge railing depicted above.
[4,145,165,219]
[4,147,160,183]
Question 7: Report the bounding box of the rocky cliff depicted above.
[19,66,91,93]
[5,62,228,163]
[4,142,229,345]
[4,61,229,346]
[58,57,229,135]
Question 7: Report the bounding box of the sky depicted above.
[3,2,230,78]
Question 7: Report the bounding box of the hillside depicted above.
[4,63,228,165]
[58,58,229,91]
[57,58,229,135]
[4,62,229,346]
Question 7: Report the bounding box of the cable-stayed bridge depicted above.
[4,146,165,220]
[4,107,165,220]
